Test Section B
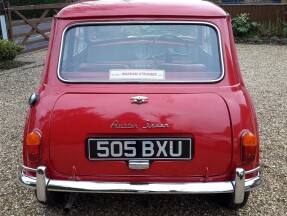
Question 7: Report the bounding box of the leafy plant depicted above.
[259,21,279,37]
[0,39,24,60]
[232,13,259,37]
[250,35,262,44]
[283,27,287,38]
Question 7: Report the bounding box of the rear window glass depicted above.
[58,23,223,83]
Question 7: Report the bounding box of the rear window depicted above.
[58,22,223,83]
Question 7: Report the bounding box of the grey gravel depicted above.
[0,45,286,215]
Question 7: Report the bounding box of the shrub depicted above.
[0,39,24,60]
[283,27,287,38]
[270,36,279,41]
[250,35,263,44]
[259,22,279,37]
[232,13,259,37]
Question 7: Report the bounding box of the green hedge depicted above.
[0,39,23,60]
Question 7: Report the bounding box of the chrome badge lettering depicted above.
[110,120,138,129]
[143,120,169,129]
[110,120,169,129]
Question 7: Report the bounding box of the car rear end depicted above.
[18,0,261,209]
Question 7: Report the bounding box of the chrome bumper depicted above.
[18,165,262,204]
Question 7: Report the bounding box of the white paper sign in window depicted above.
[109,69,165,80]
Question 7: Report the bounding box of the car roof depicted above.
[56,0,227,19]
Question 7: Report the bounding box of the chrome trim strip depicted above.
[244,175,262,191]
[245,166,260,174]
[57,21,225,84]
[18,173,36,189]
[20,164,37,172]
[48,180,235,194]
[18,166,262,196]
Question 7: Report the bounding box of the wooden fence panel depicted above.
[221,4,287,23]
[5,2,70,52]
[5,2,287,53]
[11,3,70,11]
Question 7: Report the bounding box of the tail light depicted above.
[241,131,258,163]
[26,130,42,162]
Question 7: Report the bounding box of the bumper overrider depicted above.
[18,165,262,204]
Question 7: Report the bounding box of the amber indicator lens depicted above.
[26,131,41,146]
[242,131,257,147]
[26,131,41,162]
[241,131,258,163]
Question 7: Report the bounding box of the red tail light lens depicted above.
[241,131,258,163]
[26,131,41,162]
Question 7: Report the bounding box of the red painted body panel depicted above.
[56,0,227,19]
[22,0,260,183]
[50,93,232,176]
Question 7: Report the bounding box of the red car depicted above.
[19,0,262,210]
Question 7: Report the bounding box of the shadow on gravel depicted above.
[0,61,34,71]
[44,193,239,215]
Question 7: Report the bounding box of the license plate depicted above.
[87,138,192,160]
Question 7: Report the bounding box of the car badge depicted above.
[130,96,148,104]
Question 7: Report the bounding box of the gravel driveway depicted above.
[0,44,286,215]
